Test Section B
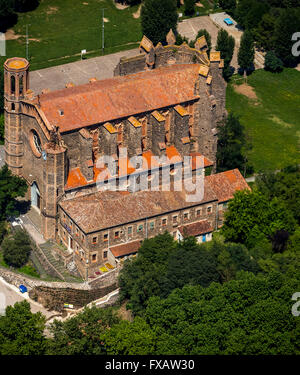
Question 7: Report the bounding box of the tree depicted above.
[47,306,119,355]
[238,30,255,74]
[274,8,300,67]
[0,0,17,32]
[221,189,297,249]
[2,229,32,268]
[141,0,178,45]
[253,12,277,51]
[0,165,27,221]
[256,166,300,224]
[0,300,46,355]
[219,0,236,15]
[13,0,40,13]
[216,113,251,174]
[264,50,283,72]
[103,317,157,355]
[184,0,195,16]
[216,29,235,80]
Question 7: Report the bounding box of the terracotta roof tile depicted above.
[128,116,142,128]
[199,64,210,77]
[190,152,213,169]
[60,183,217,233]
[174,105,189,117]
[210,51,221,62]
[140,35,153,52]
[152,110,165,122]
[110,240,142,258]
[103,122,117,134]
[38,64,201,133]
[206,169,250,203]
[178,219,213,237]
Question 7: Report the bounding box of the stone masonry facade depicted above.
[3,34,250,281]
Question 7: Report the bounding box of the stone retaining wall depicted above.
[0,266,119,312]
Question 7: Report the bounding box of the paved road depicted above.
[0,277,56,318]
[30,48,139,94]
[29,14,241,95]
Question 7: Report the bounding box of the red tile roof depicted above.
[60,183,217,233]
[178,219,213,237]
[206,169,250,203]
[38,64,201,133]
[110,240,142,258]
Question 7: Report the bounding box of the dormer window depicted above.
[59,109,64,116]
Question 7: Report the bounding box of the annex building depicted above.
[3,32,249,279]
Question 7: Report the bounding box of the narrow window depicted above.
[103,251,108,259]
[114,231,120,239]
[104,233,108,241]
[92,254,97,262]
[11,75,15,94]
[128,226,132,235]
[92,236,97,244]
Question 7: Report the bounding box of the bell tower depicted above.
[3,57,30,175]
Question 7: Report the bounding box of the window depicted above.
[76,227,79,237]
[115,231,120,239]
[149,221,155,230]
[103,233,108,241]
[92,253,97,262]
[207,206,212,214]
[63,230,66,238]
[92,236,97,244]
[223,202,228,209]
[196,209,201,217]
[63,213,66,222]
[137,224,143,232]
[128,226,132,235]
[162,218,167,226]
[11,75,15,94]
[173,215,178,223]
[103,251,108,259]
[11,103,15,111]
[29,129,42,157]
[184,212,189,221]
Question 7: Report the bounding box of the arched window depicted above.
[11,75,15,94]
[19,75,24,95]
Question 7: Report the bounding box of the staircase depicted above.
[39,242,82,283]
[254,50,265,70]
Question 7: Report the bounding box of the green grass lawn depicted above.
[0,0,142,71]
[177,0,217,20]
[226,68,300,173]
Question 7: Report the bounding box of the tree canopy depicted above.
[2,228,32,268]
[0,300,46,355]
[0,165,27,221]
[216,113,252,174]
[141,0,178,45]
[221,189,297,249]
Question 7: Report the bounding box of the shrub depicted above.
[2,229,32,268]
[264,51,283,72]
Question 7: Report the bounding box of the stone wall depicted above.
[0,266,119,311]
